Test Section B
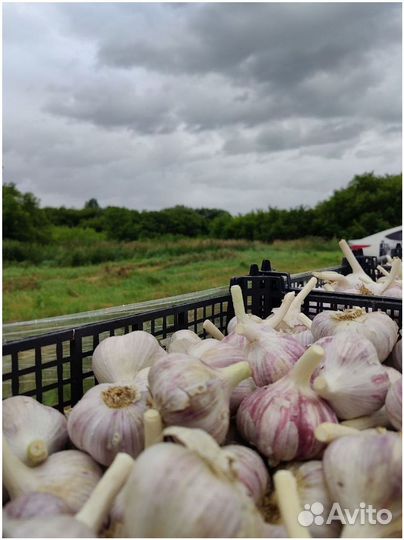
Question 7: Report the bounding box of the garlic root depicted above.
[273,470,310,538]
[27,440,48,467]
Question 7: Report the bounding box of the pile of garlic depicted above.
[312,239,402,298]
[2,284,402,538]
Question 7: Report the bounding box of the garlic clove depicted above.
[385,376,402,430]
[311,334,389,419]
[92,330,166,384]
[67,376,150,466]
[3,396,68,467]
[223,444,270,503]
[3,437,102,513]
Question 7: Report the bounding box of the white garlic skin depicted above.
[3,396,68,465]
[385,366,402,385]
[292,329,314,348]
[229,377,257,415]
[390,339,402,372]
[148,353,249,444]
[92,330,165,383]
[224,444,270,503]
[287,461,341,538]
[323,431,402,536]
[237,377,338,465]
[245,333,306,386]
[227,314,262,334]
[385,377,402,430]
[67,379,149,466]
[312,334,389,419]
[222,331,249,350]
[4,492,71,520]
[167,329,201,354]
[3,515,94,538]
[123,442,265,537]
[311,308,398,362]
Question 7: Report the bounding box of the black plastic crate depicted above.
[3,275,401,412]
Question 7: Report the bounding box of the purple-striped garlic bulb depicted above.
[2,437,102,513]
[4,492,71,520]
[123,426,268,537]
[67,370,150,466]
[224,444,270,503]
[92,330,165,383]
[237,345,338,465]
[167,329,202,354]
[385,376,402,430]
[311,334,389,419]
[237,322,306,386]
[311,307,398,362]
[323,430,402,537]
[229,378,257,415]
[148,353,252,443]
[286,460,342,538]
[3,396,68,467]
[3,453,134,538]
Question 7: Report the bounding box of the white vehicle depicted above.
[348,225,402,258]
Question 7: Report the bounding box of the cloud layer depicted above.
[3,3,402,213]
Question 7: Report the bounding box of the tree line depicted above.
[3,172,402,244]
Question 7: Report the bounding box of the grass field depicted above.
[3,237,342,323]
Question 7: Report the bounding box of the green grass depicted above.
[3,237,341,323]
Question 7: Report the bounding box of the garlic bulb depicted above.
[385,366,402,385]
[188,338,224,359]
[323,430,402,537]
[67,372,150,466]
[385,376,402,430]
[4,492,71,520]
[3,453,134,538]
[237,345,338,465]
[224,444,270,503]
[286,461,342,538]
[3,396,68,466]
[148,353,252,443]
[229,377,257,415]
[167,329,201,354]
[123,426,267,537]
[2,437,102,513]
[312,334,389,419]
[92,330,165,383]
[311,307,398,362]
[237,322,306,386]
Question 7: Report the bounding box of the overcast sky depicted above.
[3,2,402,214]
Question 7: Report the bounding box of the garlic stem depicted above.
[230,285,247,321]
[312,375,328,394]
[75,453,134,533]
[323,283,336,292]
[283,278,317,326]
[273,470,311,538]
[236,323,261,342]
[219,361,252,390]
[313,270,346,282]
[340,407,391,430]
[203,320,225,341]
[379,258,401,295]
[377,265,390,278]
[144,409,163,448]
[26,440,48,466]
[339,239,369,278]
[2,437,37,498]
[314,422,359,443]
[289,345,324,390]
[297,312,312,329]
[266,292,295,328]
